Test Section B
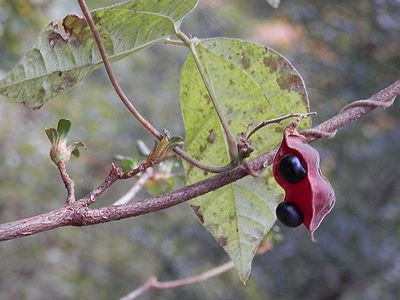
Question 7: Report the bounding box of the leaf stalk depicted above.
[77,0,234,174]
[176,30,239,162]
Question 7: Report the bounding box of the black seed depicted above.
[278,154,306,183]
[276,202,303,227]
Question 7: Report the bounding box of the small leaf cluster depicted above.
[45,119,86,165]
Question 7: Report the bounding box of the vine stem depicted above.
[76,0,231,174]
[174,148,233,173]
[164,38,186,46]
[0,79,398,242]
[176,31,239,161]
[246,112,317,140]
[77,0,162,140]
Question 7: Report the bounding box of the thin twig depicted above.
[81,163,122,206]
[113,168,154,206]
[164,38,186,46]
[339,97,396,112]
[120,277,155,300]
[176,31,239,161]
[174,148,234,173]
[82,161,156,206]
[56,161,75,204]
[302,79,400,141]
[77,0,162,140]
[120,262,235,300]
[246,112,317,140]
[76,0,230,174]
[120,238,273,300]
[0,79,398,241]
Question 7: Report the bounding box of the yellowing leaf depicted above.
[180,38,310,281]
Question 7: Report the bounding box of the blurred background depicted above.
[0,0,399,299]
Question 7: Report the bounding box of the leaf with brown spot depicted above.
[180,37,310,282]
[217,237,228,246]
[63,15,86,36]
[0,0,198,109]
[207,129,216,143]
[240,52,250,69]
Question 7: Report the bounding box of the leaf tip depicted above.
[57,119,72,137]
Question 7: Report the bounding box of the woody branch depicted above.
[0,79,398,242]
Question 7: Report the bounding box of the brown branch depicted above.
[76,0,229,174]
[0,80,398,242]
[302,80,399,140]
[56,161,75,204]
[120,262,235,300]
[119,239,273,299]
[82,161,156,206]
[76,0,162,140]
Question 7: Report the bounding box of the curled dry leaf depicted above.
[272,124,335,239]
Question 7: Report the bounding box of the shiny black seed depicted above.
[276,202,303,227]
[278,154,306,183]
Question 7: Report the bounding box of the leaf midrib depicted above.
[0,10,176,89]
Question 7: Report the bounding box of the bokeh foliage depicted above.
[0,0,399,299]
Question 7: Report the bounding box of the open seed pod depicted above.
[272,125,335,239]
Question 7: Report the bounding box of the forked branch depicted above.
[119,239,273,300]
[0,79,398,242]
[77,0,230,174]
[120,261,235,300]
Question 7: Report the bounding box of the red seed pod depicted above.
[272,125,335,239]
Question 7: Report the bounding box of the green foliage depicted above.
[180,38,310,281]
[56,118,71,138]
[46,119,86,164]
[0,0,198,109]
[1,0,310,284]
[45,127,58,144]
[1,0,399,299]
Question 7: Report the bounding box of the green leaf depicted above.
[180,38,310,282]
[71,148,80,158]
[57,119,71,138]
[45,128,57,144]
[0,0,198,109]
[70,141,87,158]
[113,154,137,172]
